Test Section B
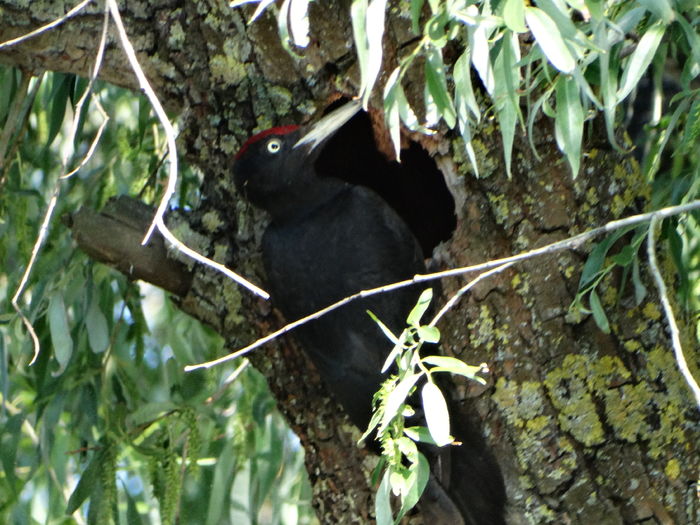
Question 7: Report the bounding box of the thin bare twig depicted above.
[0,0,93,49]
[429,262,515,327]
[12,3,110,365]
[185,199,700,372]
[105,0,269,299]
[646,216,700,409]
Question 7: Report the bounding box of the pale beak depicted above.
[293,100,362,152]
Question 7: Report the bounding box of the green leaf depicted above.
[125,401,178,428]
[611,244,635,267]
[638,0,673,24]
[85,293,110,353]
[367,310,399,345]
[381,373,421,432]
[421,381,451,446]
[396,452,430,520]
[66,449,104,514]
[403,426,437,445]
[356,0,388,106]
[416,325,440,344]
[631,256,647,305]
[410,0,425,34]
[47,73,72,147]
[422,355,486,382]
[424,46,456,128]
[554,74,583,177]
[383,67,402,160]
[617,20,666,103]
[468,21,495,94]
[375,471,393,525]
[48,290,73,371]
[407,288,433,326]
[589,289,610,333]
[525,6,576,73]
[502,0,527,33]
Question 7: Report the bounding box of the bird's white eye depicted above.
[267,138,282,154]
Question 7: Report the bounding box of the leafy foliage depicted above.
[362,289,487,524]
[0,68,315,525]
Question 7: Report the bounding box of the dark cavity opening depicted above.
[315,103,456,257]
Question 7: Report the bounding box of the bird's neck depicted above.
[267,174,347,222]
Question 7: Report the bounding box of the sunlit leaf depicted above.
[525,6,576,73]
[382,373,421,432]
[407,288,433,326]
[617,20,666,103]
[421,381,451,446]
[422,355,486,382]
[502,0,527,33]
[554,74,583,177]
[375,471,393,525]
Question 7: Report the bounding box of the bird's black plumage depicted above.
[233,103,507,524]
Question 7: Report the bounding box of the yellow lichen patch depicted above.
[202,210,224,232]
[544,355,605,446]
[623,339,642,353]
[487,193,511,226]
[210,54,246,85]
[642,302,662,321]
[602,383,653,442]
[664,458,681,480]
[610,194,626,218]
[468,304,498,350]
[492,377,522,427]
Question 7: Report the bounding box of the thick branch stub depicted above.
[66,195,192,296]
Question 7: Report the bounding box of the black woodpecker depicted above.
[233,101,507,525]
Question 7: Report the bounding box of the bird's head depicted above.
[233,101,361,217]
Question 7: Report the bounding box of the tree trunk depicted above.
[2,2,697,523]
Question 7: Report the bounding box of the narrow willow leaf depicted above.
[583,0,604,21]
[416,325,440,344]
[363,0,388,106]
[422,355,485,381]
[85,295,109,354]
[594,19,624,151]
[554,75,583,177]
[638,0,673,24]
[525,6,575,73]
[425,46,456,128]
[351,0,370,100]
[367,309,400,345]
[396,452,430,519]
[48,291,73,370]
[248,0,277,23]
[631,256,647,305]
[410,0,425,34]
[407,288,433,326]
[454,49,480,121]
[375,472,393,525]
[492,33,520,178]
[589,289,610,333]
[47,74,71,148]
[289,0,310,47]
[469,22,495,94]
[66,448,105,513]
[502,0,527,33]
[617,20,665,103]
[421,381,451,446]
[381,373,421,432]
[383,66,401,160]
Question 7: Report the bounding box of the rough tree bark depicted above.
[2,1,698,524]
